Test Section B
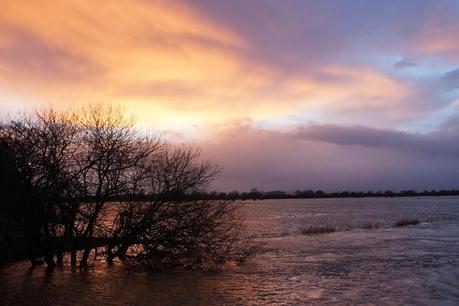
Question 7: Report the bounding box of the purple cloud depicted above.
[443,68,459,89]
[200,123,459,192]
[295,124,459,157]
[394,59,417,69]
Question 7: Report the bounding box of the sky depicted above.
[1,0,459,191]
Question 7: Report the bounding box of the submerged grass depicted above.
[300,225,336,235]
[300,217,423,237]
[394,218,420,227]
[358,222,384,230]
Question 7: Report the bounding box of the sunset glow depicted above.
[2,0,459,191]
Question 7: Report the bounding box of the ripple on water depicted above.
[1,197,459,305]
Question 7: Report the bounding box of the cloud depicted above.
[0,26,104,102]
[199,122,459,191]
[1,0,456,131]
[442,68,459,89]
[394,59,417,69]
[2,1,459,191]
[295,124,459,157]
[0,0,250,113]
[414,1,459,61]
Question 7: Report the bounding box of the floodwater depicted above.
[1,197,459,305]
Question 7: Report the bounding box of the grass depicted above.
[300,225,336,235]
[394,218,420,227]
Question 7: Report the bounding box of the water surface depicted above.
[1,197,459,305]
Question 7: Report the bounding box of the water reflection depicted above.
[1,197,459,305]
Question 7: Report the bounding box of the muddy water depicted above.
[1,197,459,305]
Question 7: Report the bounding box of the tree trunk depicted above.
[56,251,63,266]
[107,251,114,264]
[80,248,90,266]
[71,250,77,267]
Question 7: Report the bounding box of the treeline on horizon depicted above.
[32,188,459,203]
[181,188,459,201]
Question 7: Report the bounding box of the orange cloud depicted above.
[0,0,415,132]
[286,66,411,110]
[0,1,247,115]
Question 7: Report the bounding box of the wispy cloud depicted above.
[394,59,417,69]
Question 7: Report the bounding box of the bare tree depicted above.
[0,104,251,269]
[69,104,160,266]
[103,145,254,269]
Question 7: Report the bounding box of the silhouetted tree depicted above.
[0,105,250,269]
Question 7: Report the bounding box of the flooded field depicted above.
[1,197,459,305]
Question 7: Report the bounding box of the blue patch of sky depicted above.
[369,53,452,80]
